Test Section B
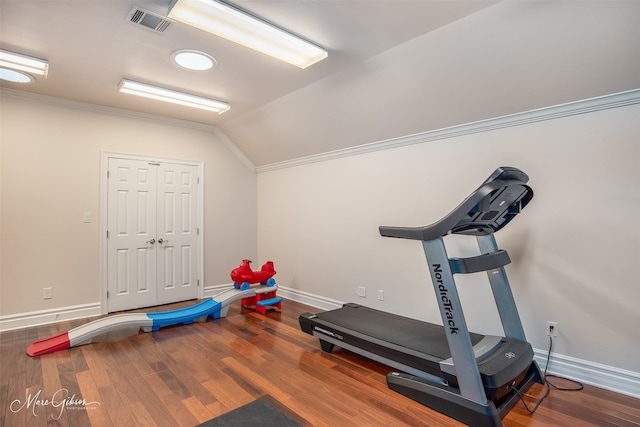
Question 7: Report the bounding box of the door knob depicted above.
[146,239,156,244]
[158,238,169,244]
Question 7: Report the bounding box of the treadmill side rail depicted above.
[477,233,527,341]
[422,237,488,406]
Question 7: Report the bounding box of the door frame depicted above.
[100,151,205,314]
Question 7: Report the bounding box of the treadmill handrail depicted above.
[379,167,531,241]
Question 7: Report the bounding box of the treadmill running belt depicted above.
[315,304,483,360]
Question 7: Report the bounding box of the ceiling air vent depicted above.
[126,6,173,34]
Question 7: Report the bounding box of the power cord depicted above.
[510,336,583,414]
[510,375,550,414]
[543,336,584,392]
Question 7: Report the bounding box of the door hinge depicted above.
[197,228,200,235]
[107,170,110,178]
[197,176,200,184]
[197,279,200,287]
[106,230,110,239]
[107,291,110,298]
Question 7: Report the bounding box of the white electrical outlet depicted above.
[357,286,366,298]
[43,287,52,300]
[378,290,384,301]
[547,321,558,337]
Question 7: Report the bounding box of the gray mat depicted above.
[196,398,302,427]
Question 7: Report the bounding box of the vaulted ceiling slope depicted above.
[1,1,639,167]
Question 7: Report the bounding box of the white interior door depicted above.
[106,157,199,312]
[156,162,199,305]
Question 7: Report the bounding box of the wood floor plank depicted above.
[38,343,72,426]
[3,328,50,427]
[126,375,180,427]
[80,345,112,389]
[221,356,293,403]
[75,370,113,427]
[293,351,445,426]
[127,400,160,427]
[2,297,639,427]
[142,371,199,426]
[181,395,214,424]
[204,400,229,419]
[160,348,218,407]
[57,361,92,426]
[97,384,136,427]
[201,370,256,409]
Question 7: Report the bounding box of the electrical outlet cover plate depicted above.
[547,321,558,337]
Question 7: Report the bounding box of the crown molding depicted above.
[255,88,640,173]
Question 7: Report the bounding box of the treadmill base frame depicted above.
[386,361,543,427]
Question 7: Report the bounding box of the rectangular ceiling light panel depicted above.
[168,0,327,69]
[0,49,49,76]
[119,79,230,114]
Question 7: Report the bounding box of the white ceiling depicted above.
[2,0,639,167]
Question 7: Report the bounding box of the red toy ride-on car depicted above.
[231,259,276,290]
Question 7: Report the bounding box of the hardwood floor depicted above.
[1,298,639,427]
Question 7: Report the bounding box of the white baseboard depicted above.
[205,284,344,312]
[0,284,246,332]
[0,303,102,332]
[276,286,343,311]
[534,348,640,399]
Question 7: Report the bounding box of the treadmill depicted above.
[299,167,543,427]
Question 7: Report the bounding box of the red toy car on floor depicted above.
[231,259,276,290]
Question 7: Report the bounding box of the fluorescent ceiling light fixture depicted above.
[0,49,48,77]
[171,49,217,71]
[0,68,34,84]
[168,0,328,69]
[118,79,230,114]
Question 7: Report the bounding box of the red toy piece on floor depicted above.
[231,259,282,314]
[231,259,276,290]
[241,289,282,314]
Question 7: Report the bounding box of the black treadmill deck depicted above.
[300,303,535,402]
[309,303,483,360]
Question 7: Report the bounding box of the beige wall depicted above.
[0,94,257,316]
[257,101,640,374]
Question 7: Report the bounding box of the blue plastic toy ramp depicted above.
[147,298,221,331]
